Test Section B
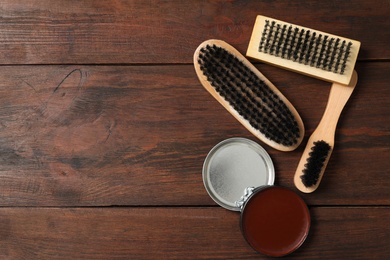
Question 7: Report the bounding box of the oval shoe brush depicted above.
[294,71,358,193]
[194,39,304,151]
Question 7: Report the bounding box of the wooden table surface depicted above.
[0,1,389,259]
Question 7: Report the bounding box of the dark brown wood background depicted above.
[0,0,389,259]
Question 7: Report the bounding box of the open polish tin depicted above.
[203,138,310,257]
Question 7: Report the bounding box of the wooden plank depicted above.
[0,0,388,64]
[0,207,388,259]
[0,63,388,206]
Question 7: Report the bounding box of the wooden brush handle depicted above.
[294,71,358,193]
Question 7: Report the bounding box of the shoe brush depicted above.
[194,39,304,152]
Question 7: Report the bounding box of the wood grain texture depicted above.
[0,1,389,258]
[0,207,388,259]
[0,63,388,206]
[0,0,388,64]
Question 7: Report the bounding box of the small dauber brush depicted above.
[246,15,360,192]
[247,15,360,85]
[194,39,304,152]
[294,71,358,193]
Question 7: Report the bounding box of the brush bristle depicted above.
[197,43,301,147]
[301,140,331,187]
[259,20,352,75]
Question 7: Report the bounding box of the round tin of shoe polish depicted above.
[240,186,310,257]
[202,137,275,211]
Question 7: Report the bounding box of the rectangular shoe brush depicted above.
[247,15,360,85]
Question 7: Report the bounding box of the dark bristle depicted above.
[197,44,301,147]
[300,141,332,187]
[259,20,354,75]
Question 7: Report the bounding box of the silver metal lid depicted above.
[202,138,275,211]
